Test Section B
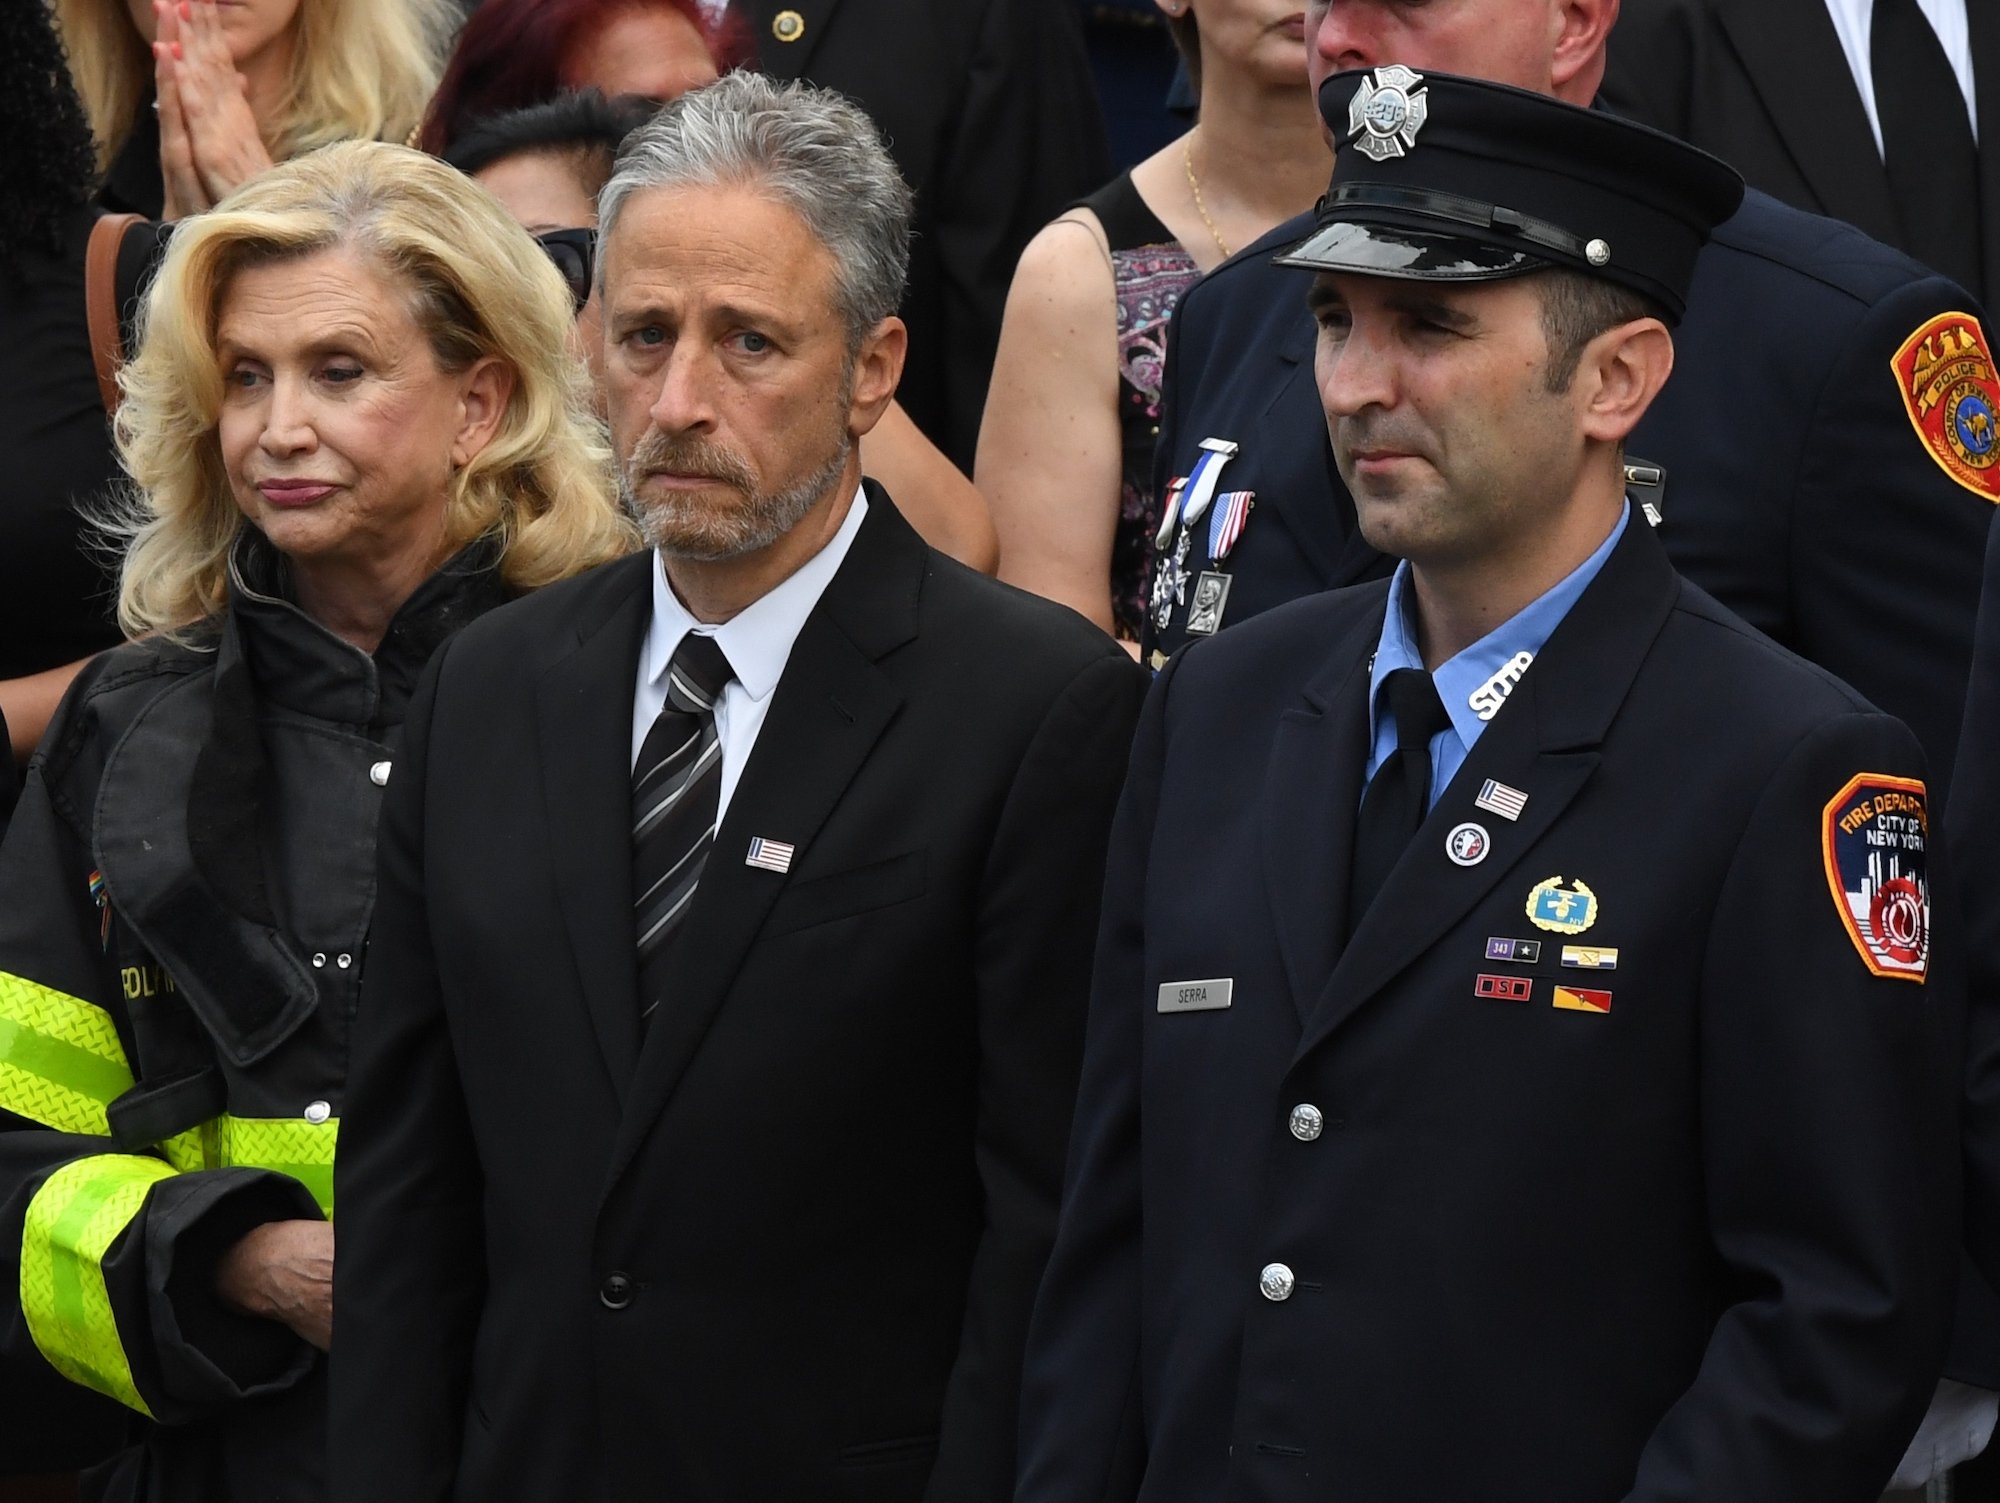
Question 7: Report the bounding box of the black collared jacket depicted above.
[0,535,506,1499]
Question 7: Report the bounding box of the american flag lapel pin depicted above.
[1474,779,1529,822]
[745,837,795,874]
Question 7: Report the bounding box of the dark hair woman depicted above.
[418,0,751,155]
[0,0,169,805]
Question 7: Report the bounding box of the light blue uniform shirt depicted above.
[1365,502,1631,809]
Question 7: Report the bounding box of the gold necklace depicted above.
[1182,137,1232,261]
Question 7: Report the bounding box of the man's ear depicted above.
[1551,0,1619,104]
[1575,317,1673,447]
[847,316,907,438]
[450,356,516,469]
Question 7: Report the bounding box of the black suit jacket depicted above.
[1022,518,1962,1502]
[1147,190,1996,810]
[734,0,1110,469]
[1601,0,2000,307]
[328,493,1147,1502]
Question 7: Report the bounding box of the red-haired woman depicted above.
[419,0,751,153]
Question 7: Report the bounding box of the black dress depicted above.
[1075,171,1199,641]
[0,205,165,681]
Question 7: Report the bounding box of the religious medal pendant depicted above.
[1152,523,1196,630]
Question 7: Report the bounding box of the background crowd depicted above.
[0,0,1996,1500]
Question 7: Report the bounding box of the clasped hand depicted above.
[214,1219,334,1351]
[153,0,274,220]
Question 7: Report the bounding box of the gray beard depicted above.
[620,429,853,563]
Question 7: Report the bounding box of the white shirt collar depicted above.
[643,485,870,703]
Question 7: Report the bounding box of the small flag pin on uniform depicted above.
[1474,778,1529,821]
[745,837,795,873]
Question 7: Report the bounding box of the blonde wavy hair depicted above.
[52,0,452,177]
[113,139,636,637]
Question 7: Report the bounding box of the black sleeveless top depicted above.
[1077,171,1200,641]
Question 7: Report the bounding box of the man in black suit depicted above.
[1144,0,1997,815]
[1602,0,1996,310]
[327,74,1145,1503]
[1021,69,1962,1503]
[732,0,1110,470]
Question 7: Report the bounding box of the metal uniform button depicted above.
[1288,1103,1324,1142]
[311,953,326,969]
[599,1272,635,1310]
[303,1100,332,1125]
[772,7,804,42]
[336,953,352,969]
[1259,1262,1295,1302]
[369,761,391,787]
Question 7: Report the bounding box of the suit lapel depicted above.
[1251,316,1342,584]
[739,0,838,77]
[1970,0,2000,303]
[534,555,654,1103]
[604,490,920,1190]
[1294,520,1680,1060]
[1717,0,1900,242]
[1262,622,1376,1024]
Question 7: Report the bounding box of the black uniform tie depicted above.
[633,633,734,1027]
[1873,0,1984,300]
[1349,668,1452,931]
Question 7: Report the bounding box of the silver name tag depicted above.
[1158,978,1233,1013]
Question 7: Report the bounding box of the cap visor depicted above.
[1274,221,1548,280]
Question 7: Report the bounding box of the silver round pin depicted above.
[1446,822,1491,867]
[1586,238,1612,266]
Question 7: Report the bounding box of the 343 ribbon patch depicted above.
[1822,773,1930,982]
[1893,312,2000,502]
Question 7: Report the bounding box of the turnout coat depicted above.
[1020,518,1963,1503]
[0,540,505,1497]
[328,493,1147,1503]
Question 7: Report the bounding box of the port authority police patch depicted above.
[1893,312,2000,502]
[1822,773,1931,982]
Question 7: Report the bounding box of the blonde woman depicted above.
[0,139,632,1500]
[56,0,451,218]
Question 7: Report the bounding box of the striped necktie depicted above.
[633,632,734,1025]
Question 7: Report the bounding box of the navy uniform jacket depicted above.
[1021,518,1962,1503]
[1956,511,2000,1299]
[1148,188,1996,807]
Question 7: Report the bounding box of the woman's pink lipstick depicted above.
[257,480,337,507]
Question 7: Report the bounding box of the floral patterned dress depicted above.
[1079,173,1201,641]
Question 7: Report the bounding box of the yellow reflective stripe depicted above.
[218,1116,338,1216]
[157,1123,210,1175]
[0,974,134,1136]
[20,1154,173,1417]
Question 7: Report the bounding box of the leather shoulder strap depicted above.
[86,212,146,416]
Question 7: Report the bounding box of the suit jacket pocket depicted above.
[763,850,927,938]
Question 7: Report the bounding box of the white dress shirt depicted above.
[630,486,869,822]
[1823,0,1978,151]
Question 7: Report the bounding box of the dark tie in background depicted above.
[1348,667,1452,933]
[632,633,735,1028]
[1873,0,1984,299]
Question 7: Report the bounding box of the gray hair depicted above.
[598,73,913,343]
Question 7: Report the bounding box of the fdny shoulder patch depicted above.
[1893,312,2000,502]
[1821,773,1930,982]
